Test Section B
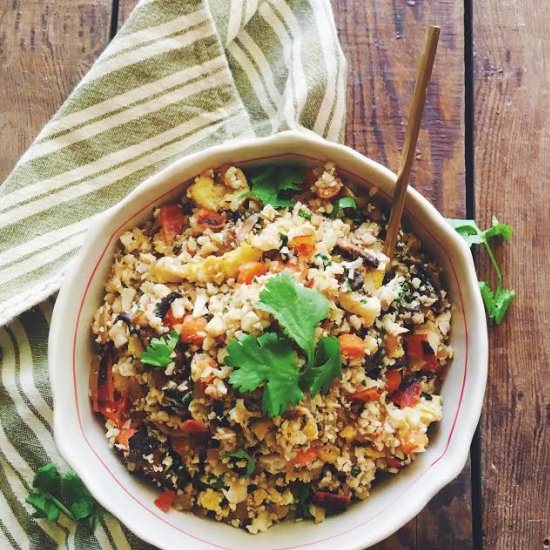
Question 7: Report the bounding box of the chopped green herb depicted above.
[226,332,303,417]
[298,209,312,220]
[446,217,514,324]
[223,449,256,476]
[330,196,358,218]
[351,465,361,477]
[26,463,103,529]
[140,329,179,367]
[315,253,332,268]
[246,165,305,208]
[279,233,289,248]
[207,475,225,489]
[292,483,313,519]
[172,242,183,254]
[258,272,329,365]
[180,392,193,409]
[301,336,342,395]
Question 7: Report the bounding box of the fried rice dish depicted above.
[90,161,453,533]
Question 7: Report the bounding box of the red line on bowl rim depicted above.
[71,152,470,549]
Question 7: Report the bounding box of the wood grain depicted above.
[118,0,140,28]
[473,1,550,548]
[0,0,112,183]
[333,1,473,548]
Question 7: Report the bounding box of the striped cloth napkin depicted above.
[0,0,346,548]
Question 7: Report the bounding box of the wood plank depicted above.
[333,1,473,548]
[473,1,550,549]
[0,0,113,183]
[118,0,140,28]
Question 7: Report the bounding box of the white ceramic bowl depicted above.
[49,130,487,550]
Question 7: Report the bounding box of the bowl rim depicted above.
[49,130,488,550]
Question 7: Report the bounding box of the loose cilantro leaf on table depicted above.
[301,336,342,395]
[258,272,329,365]
[446,216,514,324]
[223,449,256,476]
[245,165,305,208]
[226,332,303,417]
[26,463,103,528]
[479,282,515,325]
[140,329,179,367]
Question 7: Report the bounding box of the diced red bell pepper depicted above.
[391,381,422,408]
[154,490,176,513]
[349,387,381,402]
[405,334,440,370]
[180,419,210,439]
[385,369,402,393]
[312,491,351,511]
[163,308,184,328]
[159,203,186,245]
[385,457,403,470]
[196,208,226,231]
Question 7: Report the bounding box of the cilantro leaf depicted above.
[483,216,513,241]
[445,219,485,247]
[301,336,342,395]
[223,449,256,476]
[258,272,329,365]
[246,165,305,208]
[141,329,179,367]
[330,196,358,218]
[447,217,514,324]
[479,282,515,325]
[26,463,103,528]
[226,332,304,417]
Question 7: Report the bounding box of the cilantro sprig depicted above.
[244,165,305,208]
[330,196,357,219]
[26,464,104,529]
[140,329,179,367]
[226,273,342,417]
[447,216,514,324]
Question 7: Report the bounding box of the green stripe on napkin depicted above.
[0,0,346,546]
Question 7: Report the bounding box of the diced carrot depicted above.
[159,203,186,245]
[180,315,207,345]
[164,308,184,328]
[237,261,268,284]
[385,369,402,393]
[400,432,429,454]
[349,387,381,402]
[312,491,351,511]
[180,419,210,439]
[289,234,316,257]
[292,447,318,466]
[116,427,137,450]
[406,334,439,370]
[391,381,421,408]
[339,334,366,360]
[196,208,226,231]
[154,490,176,513]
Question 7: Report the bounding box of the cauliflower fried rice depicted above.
[90,162,453,533]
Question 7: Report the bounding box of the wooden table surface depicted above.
[1,1,548,548]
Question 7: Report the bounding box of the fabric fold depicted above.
[0,0,346,546]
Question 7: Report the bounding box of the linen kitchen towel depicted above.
[0,0,347,548]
